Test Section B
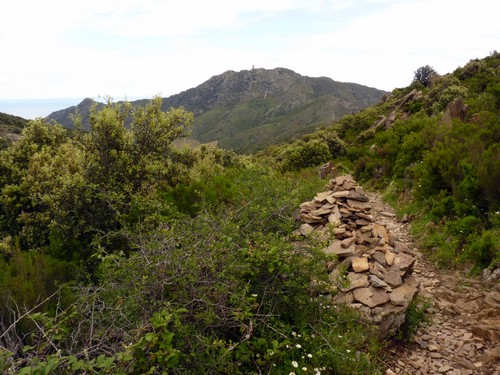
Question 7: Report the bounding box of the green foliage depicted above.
[119,306,185,373]
[461,229,500,271]
[277,139,332,172]
[2,53,499,374]
[396,297,431,341]
[0,112,27,149]
[2,166,383,374]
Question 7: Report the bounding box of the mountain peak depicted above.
[46,68,386,152]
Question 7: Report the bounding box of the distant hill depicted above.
[46,68,386,153]
[0,112,28,149]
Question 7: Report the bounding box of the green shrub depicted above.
[278,139,332,172]
[462,230,500,271]
[396,296,431,341]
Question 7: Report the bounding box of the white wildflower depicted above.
[292,360,298,368]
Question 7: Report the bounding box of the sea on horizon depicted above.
[0,98,84,120]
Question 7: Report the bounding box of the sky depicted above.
[1,0,498,118]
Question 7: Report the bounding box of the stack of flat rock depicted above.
[298,175,420,335]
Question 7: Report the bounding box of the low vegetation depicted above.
[0,98,384,373]
[271,52,499,272]
[0,52,498,373]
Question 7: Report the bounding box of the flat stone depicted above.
[352,256,370,273]
[353,287,389,308]
[299,223,315,236]
[372,251,386,265]
[369,274,391,290]
[372,223,389,242]
[385,250,396,266]
[428,344,439,352]
[333,227,354,239]
[393,240,410,253]
[389,284,418,306]
[356,218,372,226]
[341,236,356,248]
[325,195,337,204]
[374,244,392,253]
[341,180,355,190]
[352,287,372,305]
[370,262,387,279]
[360,224,374,232]
[392,252,416,278]
[342,272,369,291]
[332,190,350,198]
[300,201,319,210]
[405,275,420,288]
[357,212,373,220]
[300,213,324,223]
[335,175,347,185]
[310,208,332,216]
[332,291,354,304]
[347,191,369,202]
[384,271,403,287]
[347,199,371,210]
[324,240,356,257]
[314,191,334,201]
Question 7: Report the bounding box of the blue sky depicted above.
[1,0,498,117]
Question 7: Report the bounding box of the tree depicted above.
[413,65,438,87]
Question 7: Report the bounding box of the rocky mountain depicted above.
[46,68,386,152]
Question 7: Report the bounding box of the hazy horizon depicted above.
[0,98,85,119]
[0,96,151,119]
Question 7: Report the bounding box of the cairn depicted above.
[298,175,420,335]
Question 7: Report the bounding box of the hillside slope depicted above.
[273,52,499,271]
[46,68,386,152]
[0,112,28,149]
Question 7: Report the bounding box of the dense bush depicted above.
[277,138,332,172]
[269,53,500,271]
[1,166,384,374]
[0,100,384,373]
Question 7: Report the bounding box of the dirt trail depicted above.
[366,192,500,375]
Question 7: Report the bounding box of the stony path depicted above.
[367,193,500,375]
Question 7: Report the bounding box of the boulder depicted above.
[324,240,356,257]
[299,223,315,236]
[352,256,370,273]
